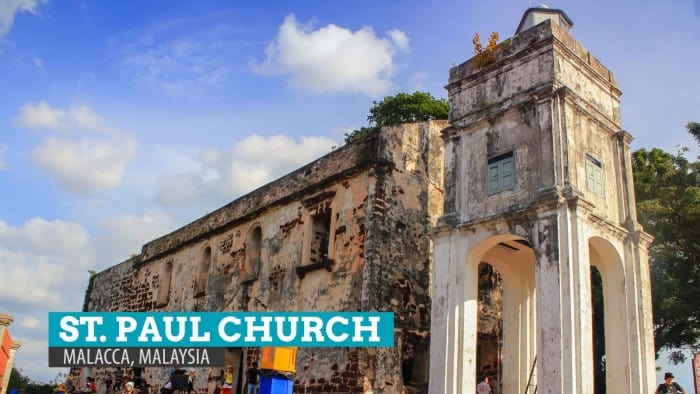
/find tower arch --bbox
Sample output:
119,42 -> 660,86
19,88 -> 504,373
588,236 -> 630,392
469,234 -> 536,394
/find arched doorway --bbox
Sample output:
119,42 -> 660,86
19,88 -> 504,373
588,236 -> 629,392
468,234 -> 536,394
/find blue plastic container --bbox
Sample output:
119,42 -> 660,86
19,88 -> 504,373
259,375 -> 293,394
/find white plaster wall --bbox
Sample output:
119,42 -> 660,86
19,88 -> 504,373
455,105 -> 557,224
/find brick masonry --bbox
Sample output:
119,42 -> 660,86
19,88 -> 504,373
85,121 -> 448,394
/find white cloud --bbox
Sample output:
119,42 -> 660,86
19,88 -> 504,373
32,134 -> 138,193
69,104 -> 104,129
0,218 -> 94,310
155,172 -> 206,207
0,211 -> 178,383
0,0 -> 48,39
254,14 -> 409,97
15,101 -> 115,133
0,213 -> 166,382
387,29 -> 410,53
11,335 -> 59,383
15,100 -> 64,129
155,133 -> 336,208
15,101 -> 140,193
93,211 -> 177,265
20,315 -> 39,328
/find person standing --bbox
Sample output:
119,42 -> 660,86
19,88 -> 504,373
206,368 -> 221,394
476,375 -> 491,394
245,362 -> 259,394
654,372 -> 686,394
104,373 -> 113,393
187,370 -> 195,394
221,365 -> 234,394
113,368 -> 124,393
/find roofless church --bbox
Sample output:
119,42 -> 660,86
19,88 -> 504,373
85,7 -> 656,393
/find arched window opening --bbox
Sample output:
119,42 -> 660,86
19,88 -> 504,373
297,193 -> 336,280
243,226 -> 262,282
401,338 -> 429,388
310,210 -> 331,263
477,262 -> 503,394
195,246 -> 212,297
155,261 -> 173,307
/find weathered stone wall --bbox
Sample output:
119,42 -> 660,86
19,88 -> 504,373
86,121 -> 447,394
444,20 -> 625,228
547,19 -> 629,227
445,22 -> 558,224
361,121 -> 446,392
85,257 -> 140,312
563,101 -> 623,222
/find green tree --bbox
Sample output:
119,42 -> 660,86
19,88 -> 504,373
688,121 -> 700,146
344,91 -> 448,143
8,367 -> 30,392
632,122 -> 700,363
7,367 -> 56,394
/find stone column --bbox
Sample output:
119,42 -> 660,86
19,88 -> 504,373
533,212 -> 567,394
458,236 -> 479,394
533,204 -> 595,394
429,227 -> 480,394
625,230 -> 656,392
569,203 -> 595,394
428,227 -> 460,393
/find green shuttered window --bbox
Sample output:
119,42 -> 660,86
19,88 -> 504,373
586,154 -> 604,196
487,151 -> 515,195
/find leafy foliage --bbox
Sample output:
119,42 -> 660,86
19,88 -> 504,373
344,91 -> 448,143
9,367 -> 30,391
688,121 -> 700,146
632,123 -> 700,362
8,367 -> 55,394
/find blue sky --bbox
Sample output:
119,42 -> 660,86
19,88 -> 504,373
0,0 -> 698,386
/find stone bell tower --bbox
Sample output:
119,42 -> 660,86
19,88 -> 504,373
429,7 -> 656,394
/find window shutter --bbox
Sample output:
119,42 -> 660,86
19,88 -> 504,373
592,165 -> 603,195
586,160 -> 596,191
501,158 -> 514,190
488,163 -> 501,194
487,151 -> 515,195
586,156 -> 604,196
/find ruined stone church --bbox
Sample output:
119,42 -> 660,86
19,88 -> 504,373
85,7 -> 656,394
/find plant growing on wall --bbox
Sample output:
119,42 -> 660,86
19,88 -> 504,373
472,32 -> 500,69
